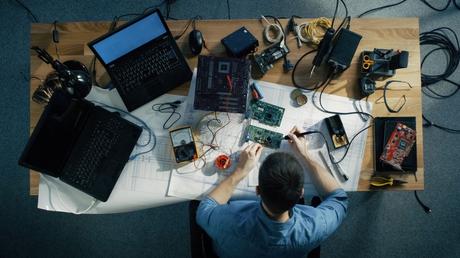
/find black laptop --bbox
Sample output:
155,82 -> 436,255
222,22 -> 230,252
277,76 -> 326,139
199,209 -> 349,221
19,91 -> 142,202
88,9 -> 192,111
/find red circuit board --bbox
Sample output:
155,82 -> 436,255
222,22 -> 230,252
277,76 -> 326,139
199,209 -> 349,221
379,122 -> 416,170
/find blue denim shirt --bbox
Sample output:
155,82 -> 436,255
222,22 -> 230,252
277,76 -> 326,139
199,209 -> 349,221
196,189 -> 348,258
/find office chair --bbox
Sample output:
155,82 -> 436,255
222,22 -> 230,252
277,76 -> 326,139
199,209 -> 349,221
189,197 -> 321,258
189,200 -> 218,258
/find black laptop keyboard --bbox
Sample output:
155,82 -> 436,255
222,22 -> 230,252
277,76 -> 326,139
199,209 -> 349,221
112,42 -> 181,95
62,117 -> 122,190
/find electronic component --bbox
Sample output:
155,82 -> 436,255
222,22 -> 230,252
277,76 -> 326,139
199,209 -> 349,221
379,122 -> 416,171
327,28 -> 362,73
358,49 -> 409,97
360,49 -> 409,78
250,41 -> 289,78
221,27 -> 259,58
169,126 -> 198,163
249,100 -> 285,127
290,89 -> 308,106
215,154 -> 232,170
359,77 -> 376,96
325,115 -> 349,149
250,83 -> 264,100
194,56 -> 250,113
245,125 -> 283,149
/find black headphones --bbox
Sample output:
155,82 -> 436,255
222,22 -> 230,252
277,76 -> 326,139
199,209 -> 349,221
31,46 -> 92,100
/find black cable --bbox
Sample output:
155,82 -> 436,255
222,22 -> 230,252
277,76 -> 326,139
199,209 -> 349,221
358,0 -> 460,17
226,0 -> 231,19
422,114 -> 460,133
357,0 -> 408,18
173,16 -> 202,40
331,0 -> 340,28
414,191 -> 432,213
152,101 -> 183,130
53,21 -> 60,60
420,0 -> 453,11
419,27 -> 460,133
381,80 -> 412,113
291,50 -> 323,90
315,76 -> 375,164
420,27 -> 460,94
13,0 -> 39,22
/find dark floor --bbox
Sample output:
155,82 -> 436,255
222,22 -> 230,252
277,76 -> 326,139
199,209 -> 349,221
1,0 -> 459,257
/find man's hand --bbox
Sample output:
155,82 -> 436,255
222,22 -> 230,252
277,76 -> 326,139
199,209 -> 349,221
287,126 -> 309,159
208,143 -> 263,204
235,143 -> 263,178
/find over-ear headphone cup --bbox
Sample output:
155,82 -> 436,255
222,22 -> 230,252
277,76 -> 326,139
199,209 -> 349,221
32,72 -> 63,104
63,60 -> 89,73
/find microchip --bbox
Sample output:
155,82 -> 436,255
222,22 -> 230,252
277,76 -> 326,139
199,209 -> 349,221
379,123 -> 416,171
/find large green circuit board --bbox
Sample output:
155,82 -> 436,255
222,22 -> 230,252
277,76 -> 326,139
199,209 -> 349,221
249,100 -> 284,127
246,125 -> 283,149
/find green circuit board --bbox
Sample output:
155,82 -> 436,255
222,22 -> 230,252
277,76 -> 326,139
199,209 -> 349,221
249,100 -> 285,127
246,125 -> 283,149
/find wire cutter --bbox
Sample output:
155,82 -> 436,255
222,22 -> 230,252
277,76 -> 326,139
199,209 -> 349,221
370,176 -> 407,187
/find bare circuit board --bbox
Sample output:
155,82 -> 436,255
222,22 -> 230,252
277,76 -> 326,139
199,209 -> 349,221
249,100 -> 285,127
245,125 -> 283,149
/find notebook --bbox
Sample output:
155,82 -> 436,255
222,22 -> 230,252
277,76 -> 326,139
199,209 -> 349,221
19,90 -> 142,201
88,9 -> 192,111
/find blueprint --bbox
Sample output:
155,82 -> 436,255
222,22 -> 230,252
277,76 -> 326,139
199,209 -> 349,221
167,74 -> 373,201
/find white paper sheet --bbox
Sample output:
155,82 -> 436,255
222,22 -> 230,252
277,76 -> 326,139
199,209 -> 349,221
247,80 -> 372,191
167,75 -> 372,201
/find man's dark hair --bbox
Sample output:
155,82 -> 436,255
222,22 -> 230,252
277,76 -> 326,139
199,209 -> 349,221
258,152 -> 304,214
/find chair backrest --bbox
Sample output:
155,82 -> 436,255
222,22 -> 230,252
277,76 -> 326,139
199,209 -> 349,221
189,200 -> 218,258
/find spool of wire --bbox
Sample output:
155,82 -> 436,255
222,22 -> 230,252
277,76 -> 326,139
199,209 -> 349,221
303,17 -> 332,46
260,15 -> 284,43
215,154 -> 231,170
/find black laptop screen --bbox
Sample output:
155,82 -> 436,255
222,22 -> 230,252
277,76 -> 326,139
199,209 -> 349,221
92,12 -> 166,64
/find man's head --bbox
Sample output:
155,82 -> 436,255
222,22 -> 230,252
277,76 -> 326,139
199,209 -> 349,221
257,152 -> 304,215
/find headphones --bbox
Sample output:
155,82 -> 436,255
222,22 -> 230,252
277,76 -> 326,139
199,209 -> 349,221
31,46 -> 92,102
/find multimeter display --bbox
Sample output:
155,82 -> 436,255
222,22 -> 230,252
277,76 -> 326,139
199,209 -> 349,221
169,127 -> 198,163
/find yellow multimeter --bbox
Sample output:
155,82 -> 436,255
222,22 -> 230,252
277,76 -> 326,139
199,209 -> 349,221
169,126 -> 199,163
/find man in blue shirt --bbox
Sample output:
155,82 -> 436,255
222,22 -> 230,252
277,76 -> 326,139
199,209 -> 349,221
196,126 -> 348,258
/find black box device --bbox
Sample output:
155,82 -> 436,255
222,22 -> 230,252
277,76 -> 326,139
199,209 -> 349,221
221,27 -> 259,57
328,28 -> 362,73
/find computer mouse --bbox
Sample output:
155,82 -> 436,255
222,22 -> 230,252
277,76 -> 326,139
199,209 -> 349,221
188,29 -> 203,56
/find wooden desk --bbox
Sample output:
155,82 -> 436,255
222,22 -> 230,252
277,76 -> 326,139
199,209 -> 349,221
29,18 -> 423,195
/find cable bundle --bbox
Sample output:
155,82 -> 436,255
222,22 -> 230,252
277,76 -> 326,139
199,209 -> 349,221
420,27 -> 460,134
420,27 -> 460,98
301,17 -> 332,46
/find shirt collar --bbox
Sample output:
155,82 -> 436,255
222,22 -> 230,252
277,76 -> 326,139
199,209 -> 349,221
257,202 -> 295,230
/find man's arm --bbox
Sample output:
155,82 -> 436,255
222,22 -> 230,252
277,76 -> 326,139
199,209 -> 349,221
196,143 -> 263,233
208,143 -> 263,204
287,126 -> 341,197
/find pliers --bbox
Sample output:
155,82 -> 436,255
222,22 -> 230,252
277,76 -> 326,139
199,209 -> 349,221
370,176 -> 407,187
